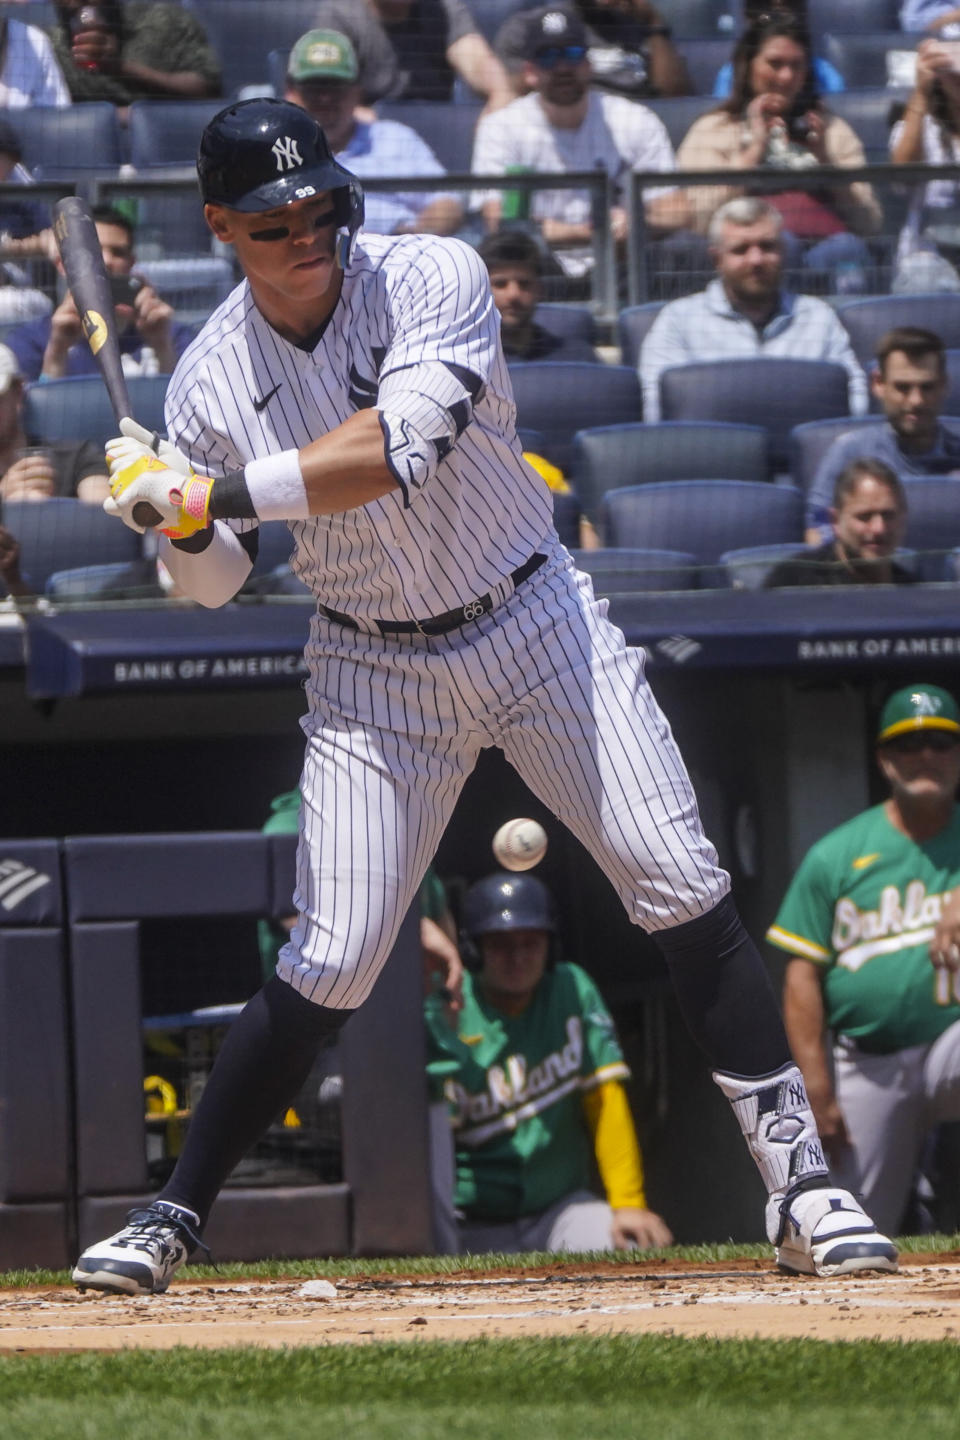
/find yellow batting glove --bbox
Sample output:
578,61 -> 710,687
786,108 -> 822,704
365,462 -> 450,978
106,454 -> 213,539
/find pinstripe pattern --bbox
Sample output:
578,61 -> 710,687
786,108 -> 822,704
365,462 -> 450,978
166,231 -> 728,1010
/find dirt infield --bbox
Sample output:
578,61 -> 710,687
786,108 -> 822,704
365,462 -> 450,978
3,1254 -> 960,1350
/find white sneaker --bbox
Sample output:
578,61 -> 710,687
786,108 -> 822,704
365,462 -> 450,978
72,1201 -> 204,1295
769,1187 -> 899,1277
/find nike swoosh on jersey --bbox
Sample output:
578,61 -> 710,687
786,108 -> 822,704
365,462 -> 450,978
851,853 -> 882,871
253,382 -> 282,412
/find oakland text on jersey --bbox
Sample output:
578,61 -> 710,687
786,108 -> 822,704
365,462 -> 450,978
832,880 -> 953,970
448,1016 -> 586,1146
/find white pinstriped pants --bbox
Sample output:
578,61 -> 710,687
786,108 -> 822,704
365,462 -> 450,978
277,541 -> 730,1009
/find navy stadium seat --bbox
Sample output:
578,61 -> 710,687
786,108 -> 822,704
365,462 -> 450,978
23,376 -> 170,449
719,542 -> 814,589
676,37 -> 734,96
602,480 -> 804,572
509,362 -> 642,473
571,421 -> 769,524
188,0 -> 322,97
7,104 -> 121,177
249,521 -> 296,578
827,89 -> 908,163
128,100 -> 230,169
658,358 -> 852,470
534,304 -> 596,344
570,545 -> 699,592
552,489 -> 581,548
901,477 -> 960,561
3,498 -> 142,593
822,33 -> 913,89
617,303 -> 665,370
376,101 -> 483,174
807,0 -> 899,40
135,257 -> 234,330
644,95 -> 716,150
788,415 -> 889,494
944,352 -> 960,415
837,294 -> 960,371
45,562 -> 149,600
663,0 -> 737,38
468,0 -> 533,43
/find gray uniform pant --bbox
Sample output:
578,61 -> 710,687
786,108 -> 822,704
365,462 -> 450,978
831,1019 -> 960,1237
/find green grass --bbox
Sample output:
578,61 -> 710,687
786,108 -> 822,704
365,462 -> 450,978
3,1337 -> 960,1440
3,1231 -> 958,1291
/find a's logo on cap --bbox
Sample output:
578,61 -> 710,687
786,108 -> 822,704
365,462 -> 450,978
271,135 -> 303,173
911,691 -> 942,716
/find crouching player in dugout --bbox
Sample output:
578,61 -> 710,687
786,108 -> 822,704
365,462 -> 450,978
426,871 -> 674,1254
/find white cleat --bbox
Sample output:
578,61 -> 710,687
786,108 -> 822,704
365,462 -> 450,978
72,1201 -> 204,1295
769,1187 -> 899,1277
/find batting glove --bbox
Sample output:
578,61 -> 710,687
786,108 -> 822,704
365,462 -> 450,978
105,453 -> 213,538
105,416 -> 192,481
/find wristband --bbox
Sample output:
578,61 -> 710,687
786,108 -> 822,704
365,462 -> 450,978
208,449 -> 309,523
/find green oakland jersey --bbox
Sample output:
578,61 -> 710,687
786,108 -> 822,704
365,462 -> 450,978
768,804 -> 960,1052
424,962 -> 629,1220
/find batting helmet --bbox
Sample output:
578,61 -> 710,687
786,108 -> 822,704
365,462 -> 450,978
197,98 -> 364,265
460,871 -> 558,971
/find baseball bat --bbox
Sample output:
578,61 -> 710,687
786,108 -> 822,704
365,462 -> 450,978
52,196 -> 163,529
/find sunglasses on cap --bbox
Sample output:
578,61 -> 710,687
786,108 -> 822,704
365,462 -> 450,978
533,44 -> 588,67
882,731 -> 960,755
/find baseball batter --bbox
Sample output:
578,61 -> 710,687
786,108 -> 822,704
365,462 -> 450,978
72,98 -> 895,1295
770,684 -> 960,1236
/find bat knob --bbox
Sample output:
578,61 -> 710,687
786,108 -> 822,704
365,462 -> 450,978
132,500 -> 164,528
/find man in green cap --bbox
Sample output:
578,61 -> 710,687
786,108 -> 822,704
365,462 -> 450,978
768,683 -> 960,1235
284,29 -> 462,236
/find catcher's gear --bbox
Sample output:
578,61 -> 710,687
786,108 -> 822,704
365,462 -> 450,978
197,97 -> 364,267
106,453 -> 213,539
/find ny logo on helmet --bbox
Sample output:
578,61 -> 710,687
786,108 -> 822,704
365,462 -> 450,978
271,136 -> 303,173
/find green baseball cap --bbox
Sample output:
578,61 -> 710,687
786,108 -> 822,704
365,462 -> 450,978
287,30 -> 358,84
877,684 -> 960,744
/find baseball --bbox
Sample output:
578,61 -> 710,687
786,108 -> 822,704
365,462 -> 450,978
492,818 -> 548,871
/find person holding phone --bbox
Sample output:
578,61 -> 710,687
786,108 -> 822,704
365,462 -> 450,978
5,204 -> 193,382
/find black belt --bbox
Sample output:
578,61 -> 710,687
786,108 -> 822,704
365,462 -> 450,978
319,553 -> 546,637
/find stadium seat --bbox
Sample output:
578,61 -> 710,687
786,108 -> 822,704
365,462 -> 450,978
10,2 -> 57,26
45,562 -> 150,600
719,542 -> 811,589
617,303 -> 665,370
827,89 -> 908,163
535,304 -> 596,344
189,0 -> 323,97
23,376 -> 170,449
807,0 -> 900,40
571,421 -> 769,524
249,521 -> 296,578
508,362 -> 642,472
644,95 -> 716,150
940,351 -> 960,417
570,546 -> 700,592
901,477 -> 960,563
822,33 -> 913,89
602,480 -> 805,575
135,257 -> 234,330
466,0 -> 534,43
787,415 -> 888,494
128,100 -> 231,169
658,358 -> 852,470
553,489 -> 581,548
9,104 -> 121,177
837,294 -> 960,371
376,101 -> 483,174
3,498 -> 142,593
665,0 -> 738,38
676,37 -> 735,95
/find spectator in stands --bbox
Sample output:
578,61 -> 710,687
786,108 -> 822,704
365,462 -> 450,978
472,7 -> 687,284
0,344 -> 108,503
0,12 -> 70,107
48,1 -> 220,107
284,30 -> 462,237
677,14 -> 881,292
766,459 -> 914,587
0,118 -> 55,268
0,524 -> 33,601
806,327 -> 960,541
6,205 -> 193,382
495,0 -> 690,100
639,197 -> 867,421
713,0 -> 845,98
313,0 -> 514,107
478,230 -> 598,361
902,0 -> 960,37
890,38 -> 960,291
426,870 -> 673,1255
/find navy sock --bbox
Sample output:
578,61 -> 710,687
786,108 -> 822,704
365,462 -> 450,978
654,892 -> 791,1077
158,975 -> 352,1228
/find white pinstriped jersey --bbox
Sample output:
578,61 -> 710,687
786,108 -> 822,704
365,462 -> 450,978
164,232 -> 554,622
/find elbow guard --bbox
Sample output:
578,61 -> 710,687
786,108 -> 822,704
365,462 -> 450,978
378,361 -> 481,503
